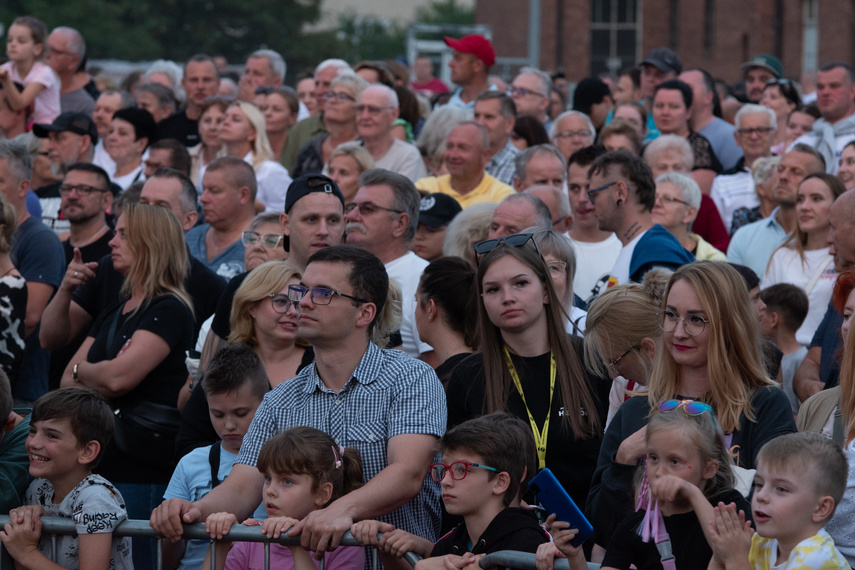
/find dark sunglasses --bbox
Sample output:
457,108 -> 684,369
472,233 -> 542,264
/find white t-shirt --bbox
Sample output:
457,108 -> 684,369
609,231 -> 646,287
385,251 -> 431,357
1,60 -> 60,124
570,233 -> 622,303
243,152 -> 293,212
374,138 -> 427,182
93,139 -> 117,176
763,247 -> 836,345
710,169 -> 757,234
111,164 -> 144,190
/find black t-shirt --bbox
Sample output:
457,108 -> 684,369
90,295 -> 194,483
434,352 -> 471,387
602,489 -> 751,570
155,110 -> 200,147
62,231 -> 114,265
445,336 -> 611,510
211,271 -> 249,339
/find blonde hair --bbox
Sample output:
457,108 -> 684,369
122,203 -> 192,312
584,268 -> 671,379
228,101 -> 274,168
0,193 -> 17,254
647,262 -> 774,434
329,142 -> 375,173
442,201 -> 497,267
229,261 -> 302,346
372,278 -> 402,347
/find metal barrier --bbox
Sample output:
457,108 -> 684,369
0,516 -> 422,570
480,551 -> 601,570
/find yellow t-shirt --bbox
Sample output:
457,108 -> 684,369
749,530 -> 850,569
415,172 -> 515,209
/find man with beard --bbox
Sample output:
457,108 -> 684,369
58,163 -> 114,264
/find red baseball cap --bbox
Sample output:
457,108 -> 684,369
444,35 -> 495,67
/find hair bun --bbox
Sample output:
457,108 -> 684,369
641,268 -> 673,305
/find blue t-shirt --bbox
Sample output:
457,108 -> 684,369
10,216 -> 64,401
184,224 -> 245,281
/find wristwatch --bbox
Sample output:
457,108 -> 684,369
72,362 -> 80,383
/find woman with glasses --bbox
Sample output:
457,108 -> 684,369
760,78 -> 802,154
445,234 -> 610,510
586,261 -> 795,551
651,172 -> 727,261
764,173 -> 843,345
219,100 -> 292,212
59,203 -> 195,567
253,87 -> 299,163
293,73 -> 368,178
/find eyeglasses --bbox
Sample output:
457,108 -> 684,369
607,345 -> 640,368
268,294 -> 293,314
345,201 -> 404,216
59,184 -> 108,196
655,194 -> 688,206
324,91 -> 356,103
508,86 -> 546,99
547,260 -> 566,276
242,231 -> 283,248
554,129 -> 592,140
428,462 -> 499,482
288,284 -> 368,306
736,126 -> 775,137
658,309 -> 709,335
356,104 -> 393,116
765,78 -> 793,88
587,181 -> 618,203
254,86 -> 275,95
472,232 -> 542,259
657,399 -> 713,417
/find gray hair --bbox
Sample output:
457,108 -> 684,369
735,104 -> 777,130
416,105 -> 472,159
250,49 -> 286,81
518,67 -> 553,98
357,168 -> 420,242
249,212 -> 282,232
331,71 -> 370,102
550,110 -> 596,141
50,27 -> 85,60
455,120 -> 490,149
137,82 -> 176,112
643,134 -> 694,170
530,228 -> 576,310
144,60 -> 184,102
515,144 -> 566,184
752,156 -> 781,186
656,172 -> 701,210
0,140 -> 32,184
101,89 -> 138,110
499,193 -> 552,228
443,201 -> 497,267
316,59 -> 352,77
525,185 -> 571,217
362,84 -> 399,109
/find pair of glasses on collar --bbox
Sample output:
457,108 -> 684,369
657,399 -> 713,417
472,233 -> 542,263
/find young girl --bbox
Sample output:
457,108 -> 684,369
540,400 -> 751,570
203,427 -> 367,570
0,16 -> 60,124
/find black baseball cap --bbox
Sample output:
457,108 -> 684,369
418,193 -> 462,227
33,111 -> 99,145
284,174 -> 345,214
639,47 -> 683,75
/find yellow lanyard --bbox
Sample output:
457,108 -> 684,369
504,347 -> 556,470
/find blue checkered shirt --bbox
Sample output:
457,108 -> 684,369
486,139 -> 521,186
236,342 -> 446,541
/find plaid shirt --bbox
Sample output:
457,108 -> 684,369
486,139 -> 521,186
237,342 -> 446,540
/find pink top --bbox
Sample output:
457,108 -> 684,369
1,60 -> 60,124
225,542 -> 365,570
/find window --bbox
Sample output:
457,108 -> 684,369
590,0 -> 641,76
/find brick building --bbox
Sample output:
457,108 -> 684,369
476,0 -> 850,85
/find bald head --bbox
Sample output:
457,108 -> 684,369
488,193 -> 552,238
829,189 -> 855,272
525,185 -> 572,232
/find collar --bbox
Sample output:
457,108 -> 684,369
302,342 -> 383,394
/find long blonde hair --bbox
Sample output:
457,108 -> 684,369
646,262 -> 774,434
229,101 -> 274,169
122,203 -> 192,312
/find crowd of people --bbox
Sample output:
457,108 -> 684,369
1,13 -> 855,570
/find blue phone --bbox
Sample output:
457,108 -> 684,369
528,468 -> 593,547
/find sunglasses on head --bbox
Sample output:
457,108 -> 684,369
472,233 -> 541,263
657,399 -> 713,417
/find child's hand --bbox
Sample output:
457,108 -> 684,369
706,502 -> 753,567
261,516 -> 299,539
551,520 -> 584,559
8,505 -> 45,525
350,519 -> 394,547
0,507 -> 42,562
242,518 -> 262,526
205,512 -> 238,540
380,528 -> 427,558
650,473 -> 694,504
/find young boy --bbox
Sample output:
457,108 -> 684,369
759,284 -> 808,414
0,387 -> 133,569
708,432 -> 849,569
162,344 -> 269,569
352,412 -> 549,570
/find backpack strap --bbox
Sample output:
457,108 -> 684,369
209,441 -> 223,488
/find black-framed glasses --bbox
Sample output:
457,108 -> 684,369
658,309 -> 709,335
507,86 -> 547,99
242,231 -> 283,248
59,184 -> 108,196
254,86 -> 275,95
554,129 -> 592,140
765,78 -> 793,88
587,181 -> 618,203
428,461 -> 499,482
288,284 -> 369,306
324,91 -> 356,103
356,104 -> 394,116
472,232 -> 542,260
345,201 -> 404,216
607,345 -> 640,368
655,194 -> 688,206
736,126 -> 775,137
268,294 -> 293,314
